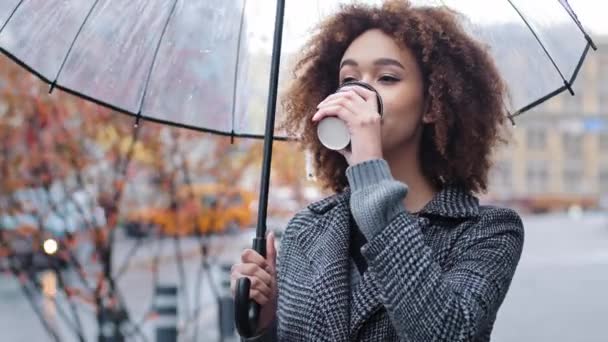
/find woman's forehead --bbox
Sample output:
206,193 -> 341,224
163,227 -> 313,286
340,30 -> 415,68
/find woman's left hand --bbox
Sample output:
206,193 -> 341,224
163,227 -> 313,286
312,85 -> 383,165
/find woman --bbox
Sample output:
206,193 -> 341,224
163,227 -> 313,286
231,1 -> 524,341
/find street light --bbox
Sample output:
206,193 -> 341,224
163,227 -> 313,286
42,238 -> 58,255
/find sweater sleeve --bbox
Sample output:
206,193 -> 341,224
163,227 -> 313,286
361,207 -> 524,341
345,159 -> 408,241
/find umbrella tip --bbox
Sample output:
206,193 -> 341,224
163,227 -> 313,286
134,113 -> 142,128
507,114 -> 516,127
48,81 -> 57,94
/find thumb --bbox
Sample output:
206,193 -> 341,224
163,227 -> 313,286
338,148 -> 353,166
266,231 -> 277,269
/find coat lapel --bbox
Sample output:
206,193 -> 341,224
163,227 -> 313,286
295,192 -> 352,341
350,270 -> 383,339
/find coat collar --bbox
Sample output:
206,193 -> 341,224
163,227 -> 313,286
417,185 -> 480,219
307,185 -> 480,219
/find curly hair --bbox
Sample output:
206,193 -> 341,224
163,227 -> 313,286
279,0 -> 509,194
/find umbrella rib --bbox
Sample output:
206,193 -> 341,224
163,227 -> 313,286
506,0 -> 574,95
50,0 -> 101,93
558,0 -> 597,51
230,0 -> 248,143
0,0 -> 25,34
568,41 -> 592,86
135,0 -> 179,124
509,85 -> 565,119
510,42 -> 593,119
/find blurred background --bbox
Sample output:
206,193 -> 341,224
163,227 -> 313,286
0,1 -> 607,342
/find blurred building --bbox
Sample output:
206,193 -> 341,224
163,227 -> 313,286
488,36 -> 608,210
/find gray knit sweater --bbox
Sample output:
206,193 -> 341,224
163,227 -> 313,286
243,159 -> 524,341
346,159 -> 408,287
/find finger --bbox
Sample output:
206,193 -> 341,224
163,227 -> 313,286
340,85 -> 375,102
230,274 -> 238,296
249,288 -> 270,305
266,231 -> 277,270
318,90 -> 364,108
337,148 -> 353,164
340,86 -> 379,113
230,275 -> 272,305
241,248 -> 268,270
312,105 -> 355,123
317,93 -> 364,111
232,273 -> 272,297
235,263 -> 272,287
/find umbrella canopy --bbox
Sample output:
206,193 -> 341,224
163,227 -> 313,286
0,0 -> 597,137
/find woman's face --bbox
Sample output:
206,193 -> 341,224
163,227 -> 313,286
339,29 -> 427,155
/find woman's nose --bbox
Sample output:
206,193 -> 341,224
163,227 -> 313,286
360,76 -> 373,85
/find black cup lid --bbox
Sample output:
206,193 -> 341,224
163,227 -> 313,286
336,81 -> 384,117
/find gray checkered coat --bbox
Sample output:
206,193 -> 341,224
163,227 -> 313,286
251,186 -> 524,341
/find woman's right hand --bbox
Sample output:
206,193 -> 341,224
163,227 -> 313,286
231,231 -> 278,333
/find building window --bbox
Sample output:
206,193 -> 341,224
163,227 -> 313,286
527,127 -> 546,150
600,169 -> 608,194
563,132 -> 583,160
563,163 -> 584,194
599,56 -> 608,115
600,131 -> 608,151
526,160 -> 548,194
600,90 -> 608,115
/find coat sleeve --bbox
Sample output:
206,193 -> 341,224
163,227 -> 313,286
361,207 -> 524,341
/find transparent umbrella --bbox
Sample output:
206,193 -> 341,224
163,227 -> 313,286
0,0 -> 597,337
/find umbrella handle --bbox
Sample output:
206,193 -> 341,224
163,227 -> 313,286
235,236 -> 266,337
235,277 -> 261,337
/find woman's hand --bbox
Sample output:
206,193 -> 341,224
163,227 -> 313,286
312,85 -> 383,165
231,231 -> 278,333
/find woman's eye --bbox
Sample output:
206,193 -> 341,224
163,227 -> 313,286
341,77 -> 357,84
379,75 -> 399,83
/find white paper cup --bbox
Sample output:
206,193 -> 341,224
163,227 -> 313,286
317,117 -> 350,150
316,81 -> 383,151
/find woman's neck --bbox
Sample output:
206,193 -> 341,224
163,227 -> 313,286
384,146 -> 437,213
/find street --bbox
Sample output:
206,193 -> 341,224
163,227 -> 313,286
0,212 -> 607,341
492,212 -> 608,342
